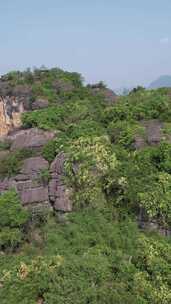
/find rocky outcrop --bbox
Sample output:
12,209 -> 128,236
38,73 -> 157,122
88,84 -> 117,104
49,153 -> 72,212
21,156 -> 49,177
0,96 -> 24,137
134,120 -> 164,149
137,207 -> 171,237
0,156 -> 51,209
144,120 -> 163,145
8,128 -> 55,151
139,220 -> 171,237
0,81 -> 34,137
0,154 -> 72,213
52,79 -> 74,93
32,98 -> 49,110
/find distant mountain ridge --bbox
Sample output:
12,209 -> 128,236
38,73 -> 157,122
149,75 -> 171,89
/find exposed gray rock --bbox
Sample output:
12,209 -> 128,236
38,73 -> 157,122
134,135 -> 146,150
49,153 -> 72,212
21,156 -> 49,177
138,207 -> 171,237
90,86 -> 117,104
134,120 -> 164,149
0,179 -> 9,192
0,153 -> 73,213
0,81 -> 12,96
9,128 -> 55,151
16,179 -> 42,192
143,120 -> 163,145
52,79 -> 74,93
53,185 -> 72,212
139,220 -> 171,237
12,85 -> 32,98
16,180 -> 35,192
32,98 -> 49,110
21,187 -> 49,205
50,152 -> 66,175
14,174 -> 30,181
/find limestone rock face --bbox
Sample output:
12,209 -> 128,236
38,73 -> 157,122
0,96 -> 24,137
0,81 -> 33,137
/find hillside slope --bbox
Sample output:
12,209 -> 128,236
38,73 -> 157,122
149,75 -> 171,89
0,69 -> 171,303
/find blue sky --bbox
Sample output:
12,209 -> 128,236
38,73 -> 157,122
0,0 -> 171,88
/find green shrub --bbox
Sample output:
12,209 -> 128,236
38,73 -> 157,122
0,211 -> 171,303
138,172 -> 171,224
39,169 -> 51,185
0,149 -> 33,178
103,89 -> 171,123
65,135 -> 119,209
42,139 -> 57,162
0,190 -> 29,251
0,140 -> 11,151
108,120 -> 145,148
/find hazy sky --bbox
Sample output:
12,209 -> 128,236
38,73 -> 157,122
0,0 -> 171,89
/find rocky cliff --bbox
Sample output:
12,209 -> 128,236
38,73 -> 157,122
0,96 -> 24,137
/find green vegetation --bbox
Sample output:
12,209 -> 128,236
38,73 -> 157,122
0,140 -> 11,151
0,68 -> 171,303
0,148 -> 33,178
0,210 -> 171,303
0,190 -> 29,251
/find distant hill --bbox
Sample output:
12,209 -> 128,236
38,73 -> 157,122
149,75 -> 171,89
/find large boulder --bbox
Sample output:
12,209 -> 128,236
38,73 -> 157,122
9,128 -> 55,151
